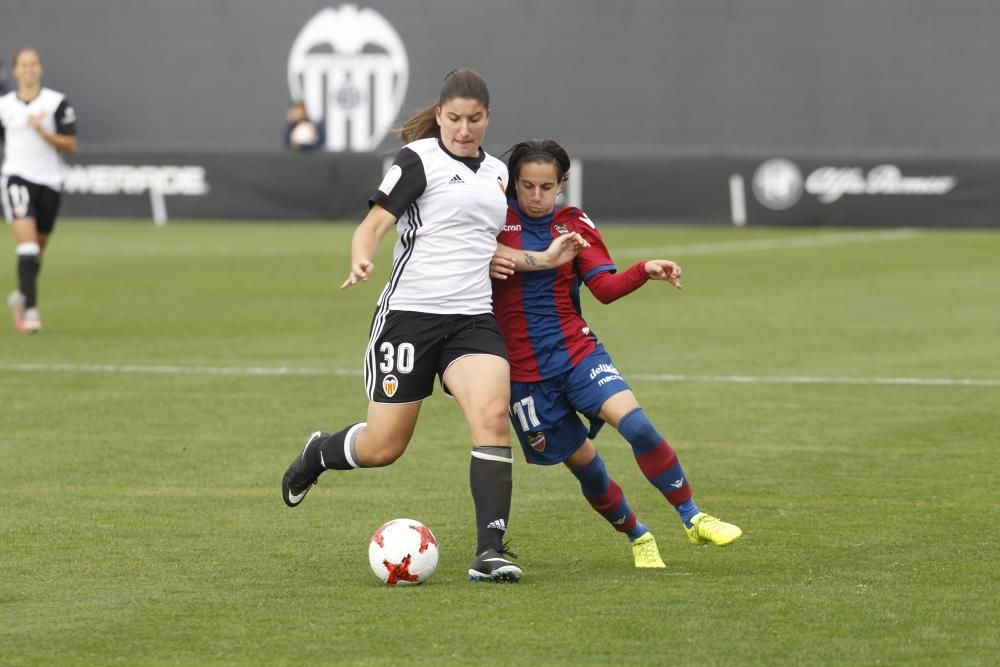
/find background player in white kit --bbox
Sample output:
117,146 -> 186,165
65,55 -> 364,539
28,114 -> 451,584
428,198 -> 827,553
0,48 -> 77,333
280,69 -> 587,582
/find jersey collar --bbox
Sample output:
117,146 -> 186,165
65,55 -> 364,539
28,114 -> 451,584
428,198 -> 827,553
511,199 -> 555,226
17,87 -> 44,105
437,139 -> 485,173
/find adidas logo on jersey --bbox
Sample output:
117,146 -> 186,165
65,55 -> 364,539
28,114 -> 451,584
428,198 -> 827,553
448,174 -> 465,184
485,518 -> 507,531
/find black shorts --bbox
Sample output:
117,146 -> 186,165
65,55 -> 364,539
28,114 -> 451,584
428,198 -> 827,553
1,175 -> 62,234
364,310 -> 508,403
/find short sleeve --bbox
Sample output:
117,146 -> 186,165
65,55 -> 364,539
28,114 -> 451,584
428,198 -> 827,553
564,208 -> 616,283
369,147 -> 426,218
54,98 -> 77,135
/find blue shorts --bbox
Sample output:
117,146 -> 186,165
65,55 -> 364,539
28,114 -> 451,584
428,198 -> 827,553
509,345 -> 631,465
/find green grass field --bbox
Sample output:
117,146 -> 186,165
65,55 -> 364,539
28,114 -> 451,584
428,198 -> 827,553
1,220 -> 998,666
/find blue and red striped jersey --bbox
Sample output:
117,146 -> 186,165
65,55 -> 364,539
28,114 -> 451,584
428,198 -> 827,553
493,202 -> 616,382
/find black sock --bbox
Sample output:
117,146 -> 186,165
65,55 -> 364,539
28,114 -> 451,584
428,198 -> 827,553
315,423 -> 364,470
17,254 -> 40,309
470,446 -> 513,554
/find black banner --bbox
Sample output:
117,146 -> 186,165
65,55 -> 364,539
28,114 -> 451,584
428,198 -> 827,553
579,154 -> 998,228
61,151 -> 382,221
61,151 -> 1000,228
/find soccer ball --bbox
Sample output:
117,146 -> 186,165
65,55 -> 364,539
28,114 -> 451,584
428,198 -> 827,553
368,518 -> 439,586
290,120 -> 319,146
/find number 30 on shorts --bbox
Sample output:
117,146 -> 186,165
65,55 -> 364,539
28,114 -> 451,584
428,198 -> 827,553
379,342 -> 415,374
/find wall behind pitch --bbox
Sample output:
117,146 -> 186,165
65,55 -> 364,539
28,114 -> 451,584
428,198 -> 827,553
2,1 -> 1000,156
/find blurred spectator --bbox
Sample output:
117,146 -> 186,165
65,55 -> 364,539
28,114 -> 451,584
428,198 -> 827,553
284,100 -> 325,151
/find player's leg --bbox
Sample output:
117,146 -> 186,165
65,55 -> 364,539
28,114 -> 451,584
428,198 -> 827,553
20,185 -> 59,332
281,310 -> 439,507
441,314 -> 521,582
281,402 -> 421,507
444,353 -> 522,582
3,177 -> 41,332
564,440 -> 665,568
33,181 -> 60,271
11,220 -> 40,332
598,390 -> 742,547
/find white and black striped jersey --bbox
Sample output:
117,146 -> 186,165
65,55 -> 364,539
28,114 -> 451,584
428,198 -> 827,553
370,137 -> 508,315
0,88 -> 77,191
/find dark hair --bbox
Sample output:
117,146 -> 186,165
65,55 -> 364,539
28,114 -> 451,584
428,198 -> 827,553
394,69 -> 490,143
12,48 -> 41,68
503,139 -> 571,198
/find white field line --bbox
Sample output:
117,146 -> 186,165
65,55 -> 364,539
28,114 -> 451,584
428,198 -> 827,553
0,362 -> 351,377
630,373 -> 1000,388
2,362 -> 998,387
613,228 -> 925,259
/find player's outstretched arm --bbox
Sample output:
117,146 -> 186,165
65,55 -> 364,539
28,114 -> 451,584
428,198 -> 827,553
341,205 -> 397,289
491,233 -> 590,279
586,258 -> 683,304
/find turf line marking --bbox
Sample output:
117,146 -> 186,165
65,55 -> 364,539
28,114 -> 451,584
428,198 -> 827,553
631,373 -> 1000,387
614,228 -> 925,259
0,362 -> 351,377
2,363 -> 998,387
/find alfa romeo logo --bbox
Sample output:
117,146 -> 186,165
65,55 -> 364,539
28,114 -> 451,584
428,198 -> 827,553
752,158 -> 804,210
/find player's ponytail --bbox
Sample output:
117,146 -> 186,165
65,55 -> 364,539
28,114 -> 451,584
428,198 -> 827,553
503,139 -> 571,198
394,69 -> 491,143
394,106 -> 438,143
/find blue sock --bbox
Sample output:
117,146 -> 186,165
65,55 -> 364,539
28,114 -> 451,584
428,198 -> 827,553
677,499 -> 700,527
627,521 -> 649,541
573,454 -> 646,540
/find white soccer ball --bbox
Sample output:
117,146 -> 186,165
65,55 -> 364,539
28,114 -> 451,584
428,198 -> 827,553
290,120 -> 319,146
368,518 -> 439,586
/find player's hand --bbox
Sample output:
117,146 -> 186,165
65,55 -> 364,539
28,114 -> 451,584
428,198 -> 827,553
27,112 -> 46,131
490,253 -> 516,280
544,232 -> 590,268
645,259 -> 682,289
341,260 -> 374,289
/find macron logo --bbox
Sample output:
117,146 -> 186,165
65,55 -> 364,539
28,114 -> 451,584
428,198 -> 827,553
448,174 -> 465,184
486,519 -> 506,531
670,477 -> 685,489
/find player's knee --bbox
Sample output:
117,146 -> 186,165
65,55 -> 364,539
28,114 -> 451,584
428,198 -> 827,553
16,242 -> 40,257
481,401 -> 511,439
363,448 -> 405,467
356,429 -> 409,467
360,440 -> 407,467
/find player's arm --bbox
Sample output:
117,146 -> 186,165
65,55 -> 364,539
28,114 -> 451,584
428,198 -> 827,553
343,147 -> 426,288
491,233 -> 590,279
28,115 -> 76,153
341,204 -> 397,289
29,99 -> 77,154
340,146 -> 427,289
566,208 -> 681,303
585,259 -> 683,304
